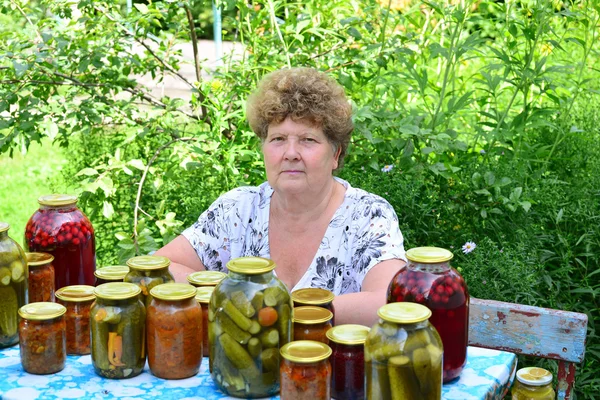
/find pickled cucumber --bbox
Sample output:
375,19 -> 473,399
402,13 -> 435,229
388,355 -> 423,400
366,361 -> 391,400
259,348 -> 279,372
216,311 -> 251,344
222,299 -> 253,331
251,291 -> 264,311
0,285 -> 18,337
264,287 -> 287,307
219,332 -> 260,379
9,261 -> 24,283
0,267 -> 10,286
231,291 -> 255,318
247,337 -> 262,358
277,304 -> 291,342
260,328 -> 279,348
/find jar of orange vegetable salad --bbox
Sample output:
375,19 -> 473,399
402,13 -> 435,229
55,285 -> 95,355
280,340 -> 332,400
293,306 -> 333,344
125,255 -> 175,307
195,286 -> 215,357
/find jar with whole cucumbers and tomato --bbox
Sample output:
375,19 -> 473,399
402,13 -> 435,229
187,270 -> 227,287
55,285 -> 95,355
125,255 -> 174,307
292,306 -> 333,344
511,367 -> 555,400
195,286 -> 215,357
291,288 -> 335,326
209,257 -> 292,398
94,265 -> 129,286
280,340 -> 332,400
387,246 -> 468,382
26,252 -> 55,303
24,195 -> 96,289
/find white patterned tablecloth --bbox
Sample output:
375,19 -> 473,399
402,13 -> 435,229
0,345 -> 516,399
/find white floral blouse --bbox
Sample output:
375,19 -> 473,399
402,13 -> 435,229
182,177 -> 406,295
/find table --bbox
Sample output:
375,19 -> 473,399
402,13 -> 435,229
0,346 -> 516,399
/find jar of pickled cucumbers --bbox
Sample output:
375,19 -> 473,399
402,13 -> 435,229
280,340 -> 332,400
125,255 -> 174,307
512,367 -> 555,400
187,270 -> 227,287
26,252 -> 55,303
0,222 -> 28,348
387,246 -> 468,382
195,286 -> 215,357
365,302 -> 443,399
147,283 -> 202,379
55,285 -> 95,355
94,265 -> 129,286
292,288 -> 335,326
91,282 -> 146,379
209,256 -> 292,398
326,324 -> 370,400
293,306 -> 333,344
24,195 -> 96,289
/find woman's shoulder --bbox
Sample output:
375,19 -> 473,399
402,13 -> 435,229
211,182 -> 272,212
337,177 -> 396,211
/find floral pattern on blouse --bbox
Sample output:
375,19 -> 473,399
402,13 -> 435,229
182,177 -> 406,295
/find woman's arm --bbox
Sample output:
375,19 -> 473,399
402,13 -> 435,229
332,259 -> 406,326
154,235 -> 206,283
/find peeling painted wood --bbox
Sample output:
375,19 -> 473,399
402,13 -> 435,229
557,361 -> 576,400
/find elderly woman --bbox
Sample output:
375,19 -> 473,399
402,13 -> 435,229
155,67 -> 406,325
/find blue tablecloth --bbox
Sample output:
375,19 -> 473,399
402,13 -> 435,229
0,346 -> 516,399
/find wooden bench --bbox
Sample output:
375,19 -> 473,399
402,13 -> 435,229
469,298 -> 588,400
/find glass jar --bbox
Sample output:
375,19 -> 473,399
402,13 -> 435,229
512,367 -> 555,400
195,286 -> 215,357
91,282 -> 146,379
0,222 -> 28,348
147,283 -> 202,379
125,255 -> 175,307
365,302 -> 443,399
209,256 -> 292,398
26,252 -> 55,303
293,306 -> 333,344
387,246 -> 468,382
24,195 -> 96,290
94,265 -> 129,286
292,288 -> 336,326
280,340 -> 332,400
18,302 -> 66,374
187,270 -> 227,287
326,324 -> 370,400
55,285 -> 95,355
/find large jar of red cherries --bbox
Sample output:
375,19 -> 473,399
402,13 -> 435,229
387,246 -> 469,382
24,195 -> 96,290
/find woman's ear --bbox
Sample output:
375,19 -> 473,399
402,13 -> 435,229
332,145 -> 341,170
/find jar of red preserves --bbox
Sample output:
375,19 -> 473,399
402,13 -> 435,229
147,283 -> 203,379
18,302 -> 67,374
291,288 -> 335,326
387,246 -> 468,382
195,286 -> 214,357
293,306 -> 333,344
187,270 -> 227,287
55,285 -> 95,355
94,265 -> 129,286
326,324 -> 370,400
125,255 -> 175,307
24,194 -> 96,290
26,252 -> 55,303
280,340 -> 332,400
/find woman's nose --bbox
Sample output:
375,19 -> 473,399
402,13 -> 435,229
283,141 -> 300,160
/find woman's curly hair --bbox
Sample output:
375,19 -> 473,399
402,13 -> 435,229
246,67 -> 353,170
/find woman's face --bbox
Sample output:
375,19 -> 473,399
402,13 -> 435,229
263,117 -> 340,197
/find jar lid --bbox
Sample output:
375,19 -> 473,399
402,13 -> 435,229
227,257 -> 276,275
150,283 -> 197,301
291,288 -> 335,305
195,286 -> 215,304
19,302 -> 66,320
187,270 -> 227,286
94,265 -> 130,281
26,252 -> 55,266
516,367 -> 553,386
94,282 -> 141,300
56,285 -> 96,302
126,255 -> 171,270
406,247 -> 454,263
38,194 -> 78,207
293,306 -> 333,324
377,303 -> 431,324
280,340 -> 332,363
0,222 -> 9,233
326,324 -> 370,345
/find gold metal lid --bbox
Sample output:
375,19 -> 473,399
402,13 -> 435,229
291,288 -> 335,305
94,265 -> 130,280
293,306 -> 333,324
195,286 -> 215,304
227,257 -> 276,275
280,340 -> 332,363
406,247 -> 453,263
26,252 -> 55,266
516,367 -> 553,386
326,324 -> 370,345
150,283 -> 197,301
126,255 -> 171,270
187,270 -> 227,286
19,302 -> 66,320
377,303 -> 431,324
55,285 -> 96,302
38,194 -> 78,207
94,282 -> 141,300
0,222 -> 9,233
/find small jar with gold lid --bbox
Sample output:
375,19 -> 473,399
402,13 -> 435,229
195,286 -> 215,357
293,306 -> 333,344
187,270 -> 227,287
512,367 -> 555,400
94,265 -> 129,286
26,252 -> 55,303
55,285 -> 95,355
280,340 -> 332,400
292,288 -> 335,325
125,255 -> 174,307
18,302 -> 67,374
